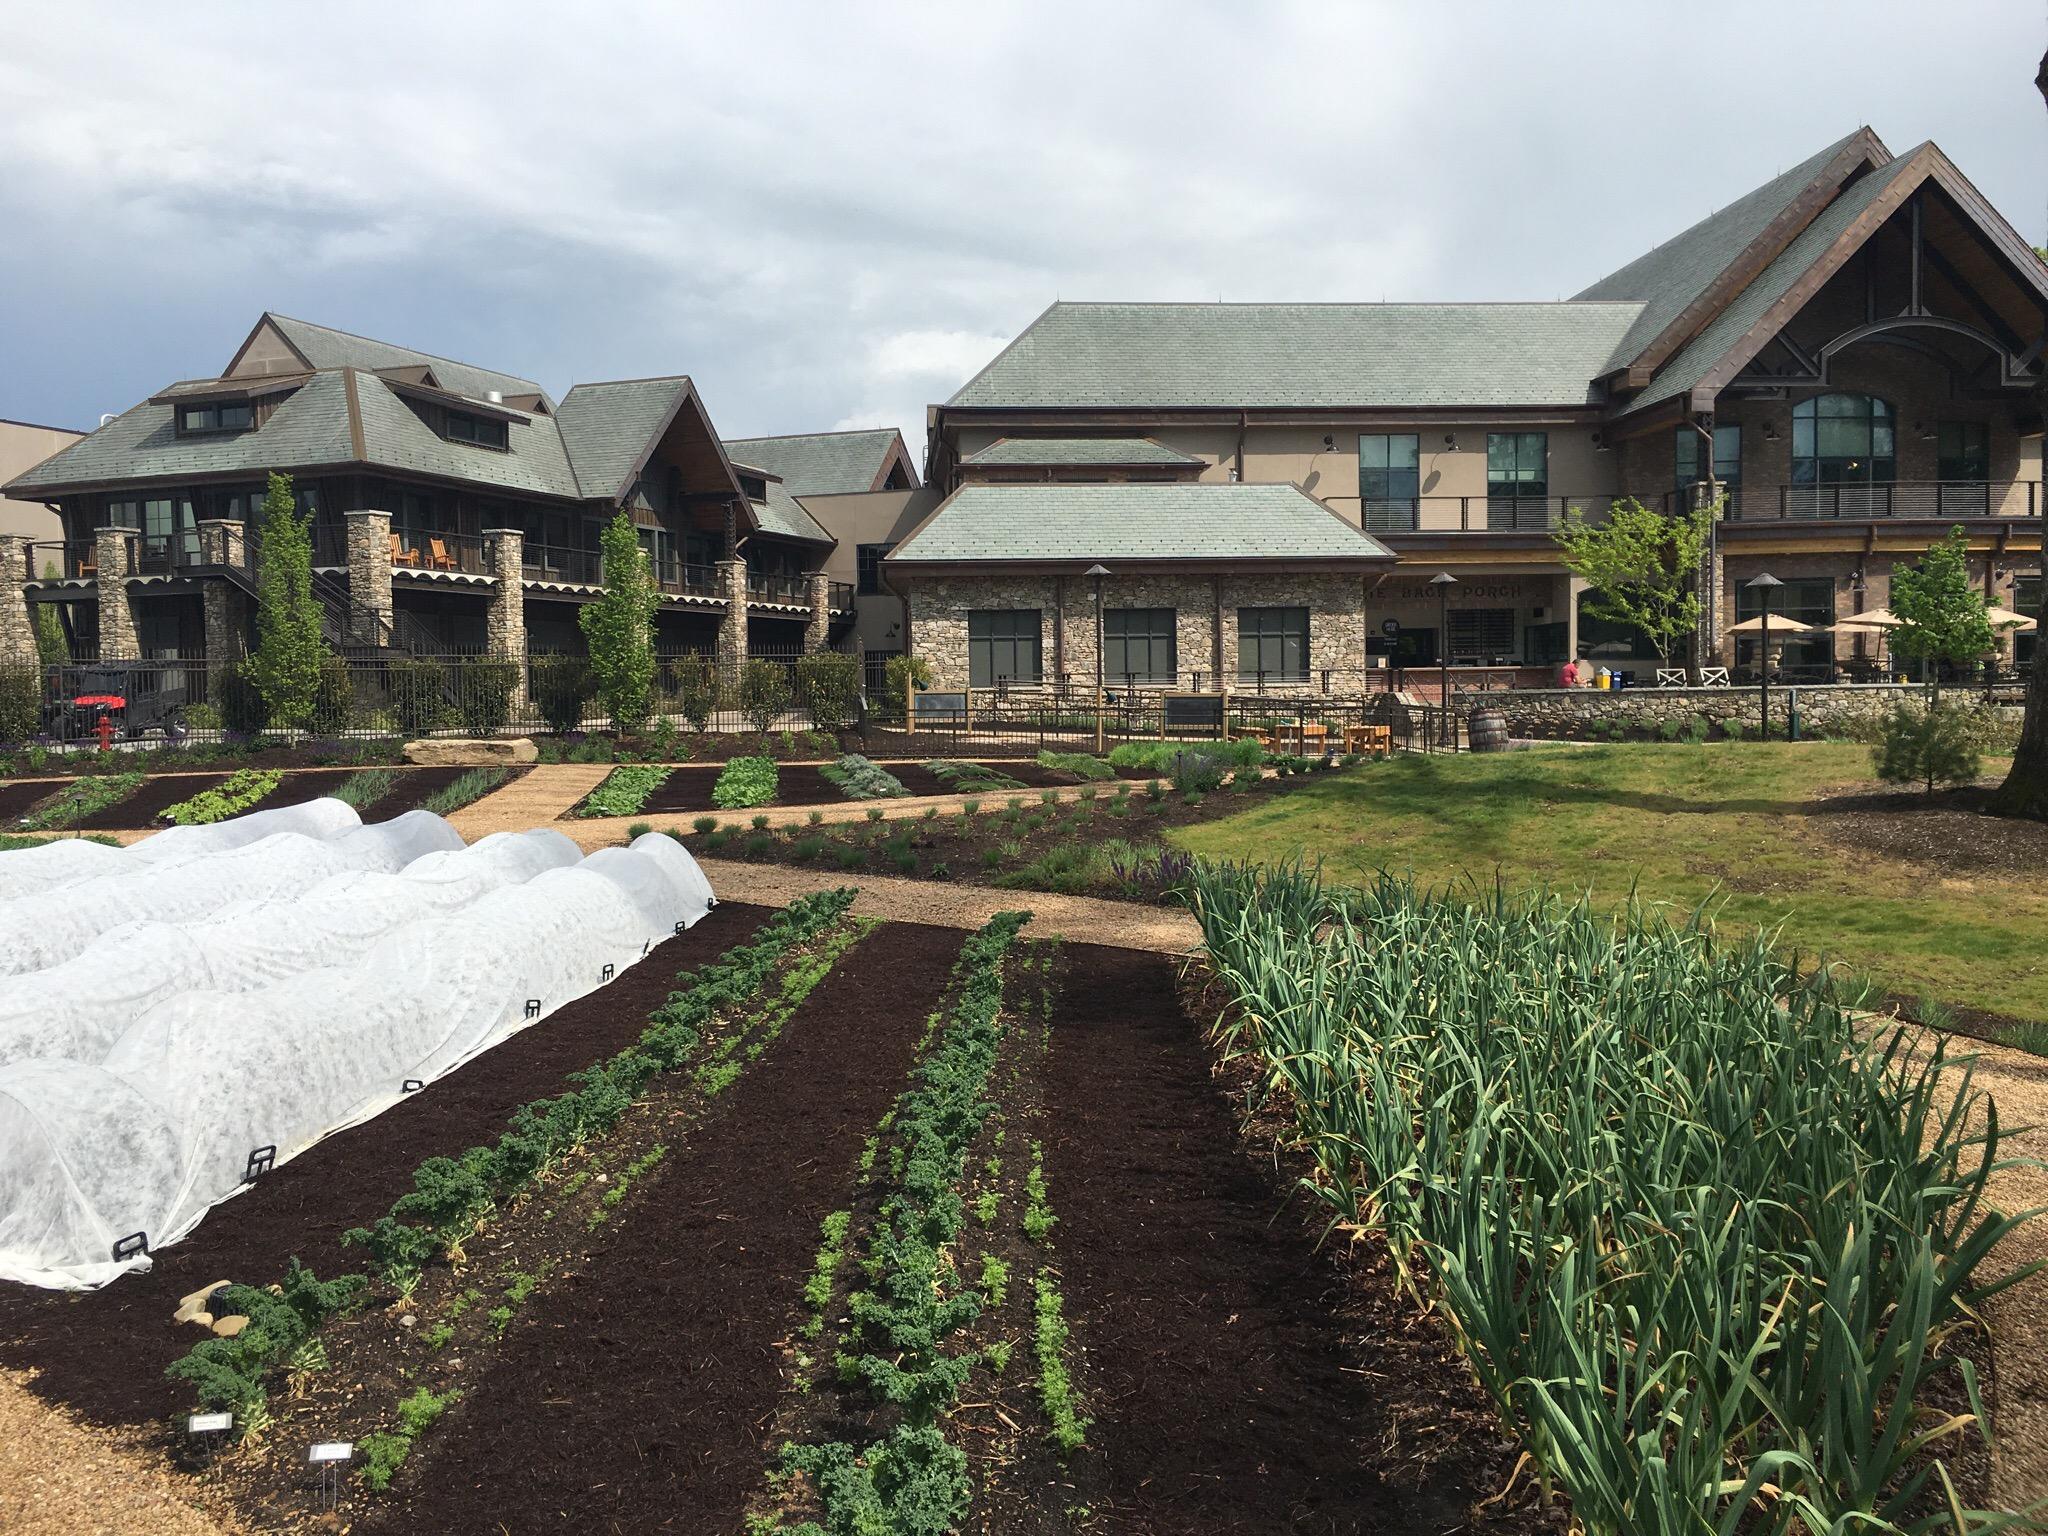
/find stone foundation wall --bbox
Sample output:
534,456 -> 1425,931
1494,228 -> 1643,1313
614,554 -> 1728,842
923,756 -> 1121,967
904,570 -> 1368,691
0,534 -> 38,667
1469,683 -> 2017,738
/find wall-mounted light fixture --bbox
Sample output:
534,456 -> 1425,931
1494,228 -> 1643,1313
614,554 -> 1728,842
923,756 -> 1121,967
1442,433 -> 1459,452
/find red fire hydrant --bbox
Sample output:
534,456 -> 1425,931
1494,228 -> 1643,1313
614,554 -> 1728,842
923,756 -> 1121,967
94,713 -> 116,753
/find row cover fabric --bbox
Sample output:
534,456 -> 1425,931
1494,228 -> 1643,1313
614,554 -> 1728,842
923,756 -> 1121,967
0,797 -> 360,904
0,803 -> 716,1288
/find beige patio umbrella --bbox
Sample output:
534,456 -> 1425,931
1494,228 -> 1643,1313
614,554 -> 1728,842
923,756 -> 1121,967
1832,606 -> 1902,630
1984,605 -> 2038,632
1725,615 -> 1817,635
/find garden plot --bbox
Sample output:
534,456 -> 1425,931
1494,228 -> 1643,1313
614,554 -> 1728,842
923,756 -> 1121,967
0,802 -> 715,1287
0,901 -> 776,1429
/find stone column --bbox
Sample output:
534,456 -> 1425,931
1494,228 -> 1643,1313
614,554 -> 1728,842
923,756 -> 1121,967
344,509 -> 394,646
803,572 -> 831,653
93,524 -> 140,660
0,534 -> 37,667
483,528 -> 529,706
195,519 -> 248,666
716,558 -> 748,686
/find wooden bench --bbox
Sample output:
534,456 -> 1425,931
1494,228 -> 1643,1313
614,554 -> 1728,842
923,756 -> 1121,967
1343,724 -> 1392,758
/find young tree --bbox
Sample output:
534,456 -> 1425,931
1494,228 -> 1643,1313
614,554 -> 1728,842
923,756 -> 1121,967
1888,526 -> 1996,705
1553,496 -> 1715,669
244,471 -> 329,731
578,511 -> 659,733
32,566 -> 67,664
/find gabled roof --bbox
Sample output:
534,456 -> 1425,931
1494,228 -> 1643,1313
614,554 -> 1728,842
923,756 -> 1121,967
721,428 -> 916,494
960,436 -> 1204,468
249,314 -> 546,404
888,482 -> 1393,566
945,302 -> 1643,410
1620,142 -> 2048,416
749,481 -> 835,545
1575,129 -> 1890,381
351,370 -> 581,498
554,377 -> 699,503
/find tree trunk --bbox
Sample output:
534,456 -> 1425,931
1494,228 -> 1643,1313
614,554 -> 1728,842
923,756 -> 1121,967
1987,50 -> 2048,817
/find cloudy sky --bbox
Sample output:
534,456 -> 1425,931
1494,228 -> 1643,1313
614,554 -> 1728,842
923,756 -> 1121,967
2,2 -> 2040,464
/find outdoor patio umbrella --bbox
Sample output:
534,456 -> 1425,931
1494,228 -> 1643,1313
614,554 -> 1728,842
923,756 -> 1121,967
1984,605 -> 2038,632
1832,607 -> 1902,630
1724,615 -> 1817,634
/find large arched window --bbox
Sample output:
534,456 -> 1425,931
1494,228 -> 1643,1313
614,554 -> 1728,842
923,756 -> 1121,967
1791,394 -> 1894,485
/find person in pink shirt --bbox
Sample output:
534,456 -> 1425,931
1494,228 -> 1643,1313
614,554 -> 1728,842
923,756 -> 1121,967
1559,659 -> 1581,688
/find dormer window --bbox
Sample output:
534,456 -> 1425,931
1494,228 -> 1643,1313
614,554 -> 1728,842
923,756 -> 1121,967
446,410 -> 509,450
738,473 -> 767,501
179,401 -> 254,434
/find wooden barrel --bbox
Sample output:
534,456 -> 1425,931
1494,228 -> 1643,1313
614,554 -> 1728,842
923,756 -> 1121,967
1468,707 -> 1510,753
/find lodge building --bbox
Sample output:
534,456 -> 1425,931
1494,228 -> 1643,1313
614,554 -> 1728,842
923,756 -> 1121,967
890,127 -> 2045,691
2,127 -> 2043,701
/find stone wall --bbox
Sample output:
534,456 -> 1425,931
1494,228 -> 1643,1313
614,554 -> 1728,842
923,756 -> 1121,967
1467,682 -> 2014,739
93,525 -> 139,660
0,533 -> 37,666
344,510 -> 393,645
902,570 -> 1368,691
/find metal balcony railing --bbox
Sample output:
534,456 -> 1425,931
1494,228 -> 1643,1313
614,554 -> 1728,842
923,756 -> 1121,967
747,571 -> 810,604
827,580 -> 855,612
1760,481 -> 2041,521
391,530 -> 487,574
25,541 -> 95,581
522,544 -> 603,585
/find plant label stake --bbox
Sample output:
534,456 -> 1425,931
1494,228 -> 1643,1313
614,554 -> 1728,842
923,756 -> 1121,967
308,1442 -> 351,1509
187,1411 -> 231,1469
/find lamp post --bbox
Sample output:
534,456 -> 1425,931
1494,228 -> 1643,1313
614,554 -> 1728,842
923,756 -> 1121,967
1430,571 -> 1458,747
1746,571 -> 1782,737
1086,563 -> 1110,754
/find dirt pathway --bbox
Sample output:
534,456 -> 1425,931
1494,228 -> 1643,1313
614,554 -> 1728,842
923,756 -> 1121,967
360,919 -> 964,1535
444,762 -> 609,838
686,856 -> 1200,954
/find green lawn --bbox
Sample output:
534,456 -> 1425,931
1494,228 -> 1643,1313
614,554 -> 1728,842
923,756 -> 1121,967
1171,742 -> 2048,1028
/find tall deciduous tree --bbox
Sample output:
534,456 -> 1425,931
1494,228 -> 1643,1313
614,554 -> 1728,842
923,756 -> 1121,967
244,471 -> 328,730
1988,47 -> 2048,818
1889,526 -> 1997,706
578,510 -> 659,732
1553,496 -> 1715,668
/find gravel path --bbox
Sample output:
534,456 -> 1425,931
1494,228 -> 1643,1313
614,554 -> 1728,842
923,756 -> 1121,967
691,856 -> 1200,954
0,1370 -> 234,1536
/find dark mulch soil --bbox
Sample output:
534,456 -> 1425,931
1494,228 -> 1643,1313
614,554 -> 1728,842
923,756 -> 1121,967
65,773 -> 233,831
0,776 -> 76,824
1043,943 -> 1547,1535
238,767 -> 363,813
627,759 -> 1121,816
1,743 -> 409,779
0,901 -> 773,1429
1809,782 -> 2048,880
359,919 -> 961,1536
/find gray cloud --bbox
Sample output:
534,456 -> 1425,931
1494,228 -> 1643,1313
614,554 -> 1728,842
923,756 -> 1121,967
2,0 -> 2039,465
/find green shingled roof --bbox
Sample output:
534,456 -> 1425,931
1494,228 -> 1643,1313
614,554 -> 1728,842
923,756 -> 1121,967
6,371 -> 360,492
721,429 -> 909,495
749,480 -> 834,544
945,302 -> 1645,410
265,314 -> 545,403
960,437 -> 1203,467
352,372 -> 582,498
554,377 -> 694,501
888,482 -> 1392,566
1573,130 -> 1882,374
1627,153 -> 1926,413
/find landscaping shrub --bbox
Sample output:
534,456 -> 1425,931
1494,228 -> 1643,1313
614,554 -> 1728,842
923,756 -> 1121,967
796,651 -> 860,731
1873,700 -> 1982,793
737,658 -> 792,734
576,764 -> 672,819
883,653 -> 933,710
386,658 -> 450,736
307,655 -> 356,736
712,754 -> 779,810
668,652 -> 720,733
161,768 -> 283,826
215,664 -> 268,735
820,753 -> 907,800
457,657 -> 521,735
1165,747 -> 1229,794
1191,860 -> 2028,1535
528,654 -> 592,736
0,666 -> 38,744
1034,749 -> 1114,781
